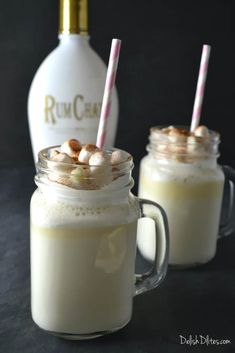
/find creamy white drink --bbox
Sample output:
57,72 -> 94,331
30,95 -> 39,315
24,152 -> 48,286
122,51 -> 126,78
31,189 -> 137,335
138,126 -> 225,267
30,140 -> 169,339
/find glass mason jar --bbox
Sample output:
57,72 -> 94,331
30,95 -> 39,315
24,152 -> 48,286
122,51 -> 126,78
138,126 -> 235,268
30,146 -> 169,339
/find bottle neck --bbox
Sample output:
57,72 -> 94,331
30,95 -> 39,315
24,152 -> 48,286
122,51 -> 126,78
58,33 -> 90,45
59,0 -> 88,36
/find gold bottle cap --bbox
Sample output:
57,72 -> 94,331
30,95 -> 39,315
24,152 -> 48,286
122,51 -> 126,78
59,0 -> 88,35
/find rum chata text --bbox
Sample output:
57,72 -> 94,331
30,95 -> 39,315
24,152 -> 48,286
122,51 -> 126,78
44,95 -> 102,124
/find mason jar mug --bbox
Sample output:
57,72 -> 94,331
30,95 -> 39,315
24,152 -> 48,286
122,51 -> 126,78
30,146 -> 169,339
138,126 -> 235,268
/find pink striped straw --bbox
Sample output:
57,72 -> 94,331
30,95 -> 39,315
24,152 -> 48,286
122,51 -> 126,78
190,44 -> 211,132
96,38 -> 121,149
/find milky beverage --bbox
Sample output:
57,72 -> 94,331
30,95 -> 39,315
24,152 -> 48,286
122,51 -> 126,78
30,141 -> 140,336
138,126 -> 225,267
31,190 -> 137,335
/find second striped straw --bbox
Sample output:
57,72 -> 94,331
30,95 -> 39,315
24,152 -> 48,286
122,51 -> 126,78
96,38 -> 122,149
190,44 -> 211,132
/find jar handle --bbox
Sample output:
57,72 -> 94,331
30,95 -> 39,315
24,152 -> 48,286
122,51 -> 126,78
134,198 -> 169,296
219,165 -> 235,237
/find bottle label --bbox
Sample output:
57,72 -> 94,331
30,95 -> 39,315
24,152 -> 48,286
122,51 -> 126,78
44,95 -> 102,124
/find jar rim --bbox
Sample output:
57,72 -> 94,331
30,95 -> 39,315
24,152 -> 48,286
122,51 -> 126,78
36,146 -> 134,191
147,125 -> 220,162
149,125 -> 220,144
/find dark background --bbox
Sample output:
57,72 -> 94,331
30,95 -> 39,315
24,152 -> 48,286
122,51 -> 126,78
0,0 -> 234,167
0,2 -> 235,352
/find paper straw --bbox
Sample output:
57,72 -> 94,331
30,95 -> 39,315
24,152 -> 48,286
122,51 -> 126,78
190,44 -> 211,132
96,38 -> 121,149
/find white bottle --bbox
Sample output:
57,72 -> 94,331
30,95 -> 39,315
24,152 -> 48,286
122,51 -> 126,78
28,0 -> 119,162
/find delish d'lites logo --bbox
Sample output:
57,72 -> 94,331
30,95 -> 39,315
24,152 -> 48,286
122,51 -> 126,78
179,334 -> 231,346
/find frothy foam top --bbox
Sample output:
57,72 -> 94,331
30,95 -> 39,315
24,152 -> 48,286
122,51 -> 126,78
141,152 -> 224,183
31,188 -> 139,228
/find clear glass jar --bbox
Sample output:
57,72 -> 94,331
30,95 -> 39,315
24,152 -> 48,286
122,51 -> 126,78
30,146 -> 169,339
138,126 -> 235,268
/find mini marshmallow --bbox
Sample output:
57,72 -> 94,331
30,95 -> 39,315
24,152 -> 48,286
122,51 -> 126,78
61,139 -> 81,157
168,127 -> 188,136
70,166 -> 90,189
48,174 -> 73,187
78,144 -> 100,164
162,125 -> 174,133
48,153 -> 74,186
169,145 -> 187,161
89,151 -> 111,188
187,136 -> 206,155
168,128 -> 188,144
194,125 -> 209,138
150,127 -> 162,136
51,152 -> 74,165
70,166 -> 87,178
89,151 -> 110,167
167,128 -> 188,160
110,150 -> 130,165
156,144 -> 168,154
49,153 -> 74,179
50,149 -> 60,159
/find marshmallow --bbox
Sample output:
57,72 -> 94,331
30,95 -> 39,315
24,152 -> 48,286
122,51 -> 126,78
156,144 -> 168,155
48,152 -> 74,184
194,125 -> 209,138
187,136 -> 206,155
150,127 -> 162,137
61,139 -> 81,157
70,166 -> 90,189
110,150 -> 130,165
162,125 -> 174,133
168,127 -> 188,136
50,149 -> 60,159
89,151 -> 111,187
168,128 -> 188,144
70,166 -> 87,178
48,174 -> 73,187
169,145 -> 187,162
51,152 -> 74,165
78,144 -> 100,164
89,151 -> 110,167
167,128 -> 188,160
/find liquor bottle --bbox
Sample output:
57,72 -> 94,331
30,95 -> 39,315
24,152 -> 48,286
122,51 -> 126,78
28,0 -> 119,162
